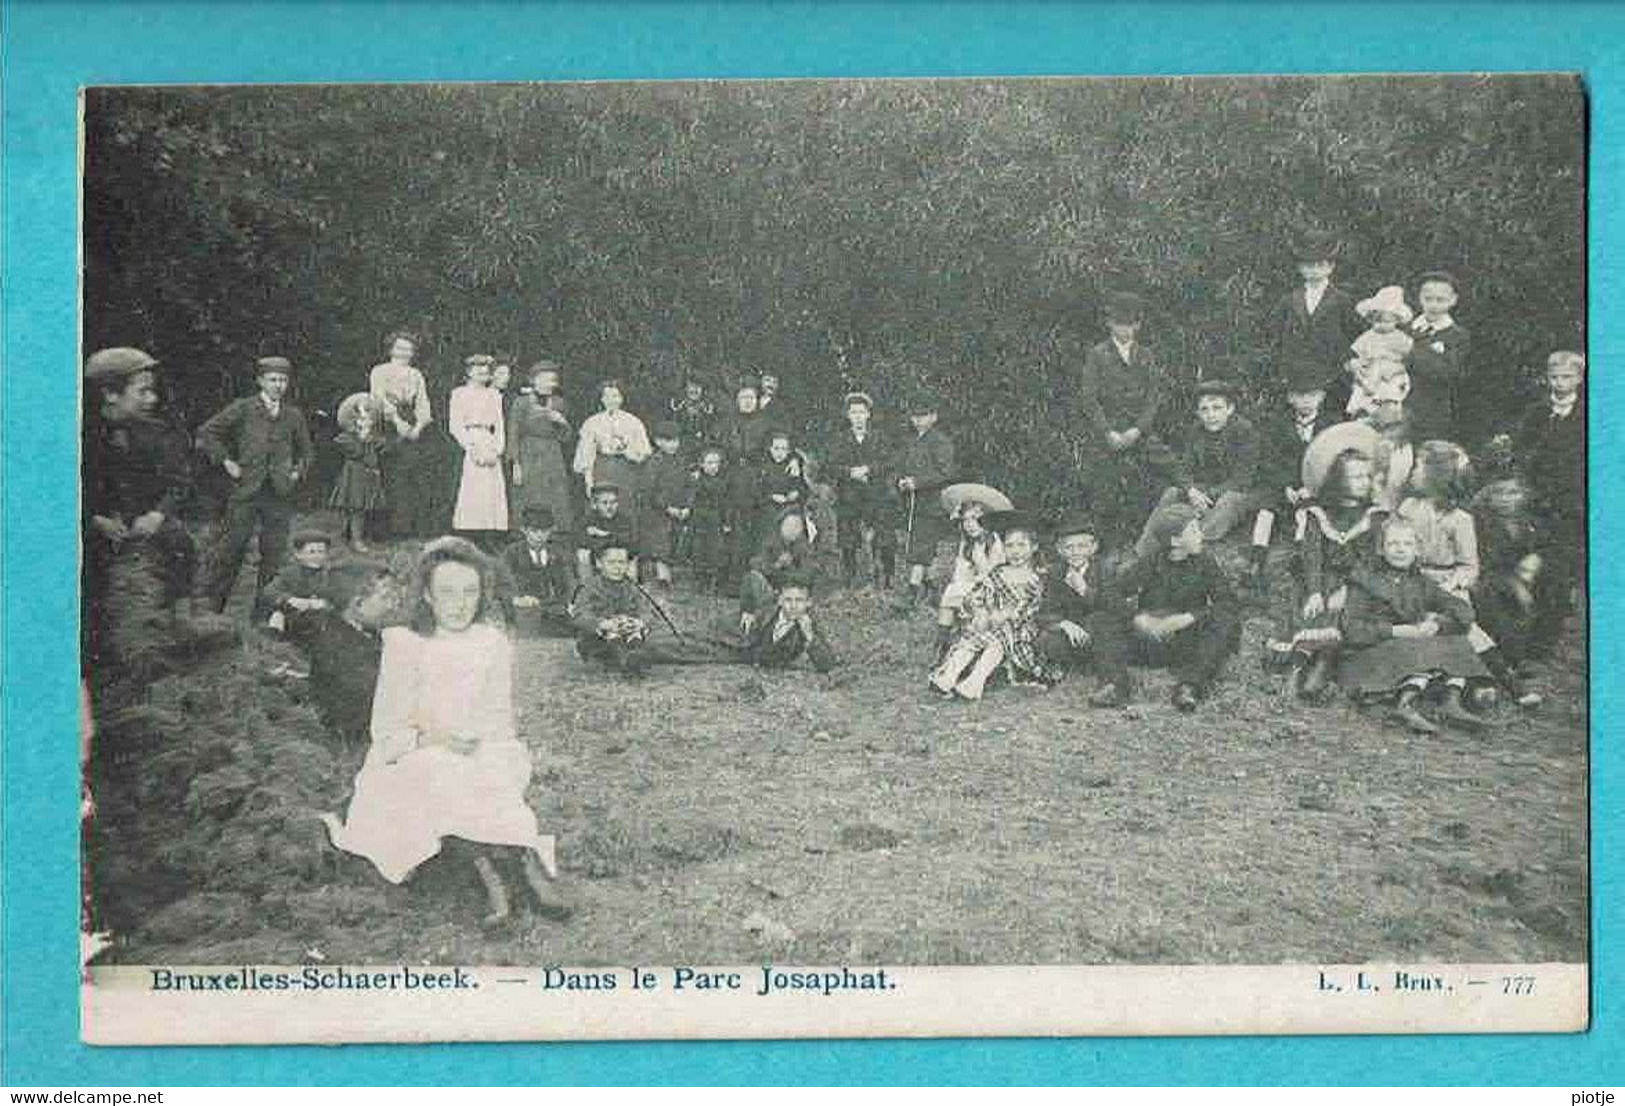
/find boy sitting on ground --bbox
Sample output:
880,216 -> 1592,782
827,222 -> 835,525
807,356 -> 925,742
1135,380 -> 1263,560
264,528 -> 337,640
1093,503 -> 1242,712
500,504 -> 577,637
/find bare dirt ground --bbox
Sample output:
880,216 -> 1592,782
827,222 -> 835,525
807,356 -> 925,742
90,513 -> 1588,969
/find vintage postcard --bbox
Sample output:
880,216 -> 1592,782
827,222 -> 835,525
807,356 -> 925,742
78,73 -> 1587,1043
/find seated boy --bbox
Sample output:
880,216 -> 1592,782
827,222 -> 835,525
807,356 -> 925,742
501,504 -> 577,636
1247,376 -> 1336,579
572,543 -> 729,675
1092,503 -> 1241,711
741,570 -> 840,673
739,508 -> 817,634
576,483 -> 637,580
303,562 -> 395,753
1136,380 -> 1263,560
263,528 -> 336,640
1034,511 -> 1113,676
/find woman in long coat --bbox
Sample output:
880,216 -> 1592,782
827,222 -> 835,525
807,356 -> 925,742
506,360 -> 576,535
369,331 -> 439,539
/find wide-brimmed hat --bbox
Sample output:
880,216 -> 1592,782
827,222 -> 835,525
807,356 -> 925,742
1356,285 -> 1415,323
1300,421 -> 1381,496
941,482 -> 1014,517
1103,290 -> 1145,324
85,347 -> 159,383
1290,229 -> 1342,262
336,392 -> 384,430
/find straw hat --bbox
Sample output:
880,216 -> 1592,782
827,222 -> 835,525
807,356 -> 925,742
1300,421 -> 1381,496
336,392 -> 384,430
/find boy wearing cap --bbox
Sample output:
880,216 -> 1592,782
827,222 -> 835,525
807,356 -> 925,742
195,355 -> 315,618
1034,512 -> 1113,675
501,505 -> 578,636
1405,271 -> 1472,442
640,420 -> 692,587
82,347 -> 199,656
577,483 -> 637,579
1092,503 -> 1241,711
1271,231 -> 1363,407
572,543 -> 731,676
1136,380 -> 1264,559
1073,291 -> 1169,539
825,391 -> 896,586
893,391 -> 958,606
263,529 -> 336,640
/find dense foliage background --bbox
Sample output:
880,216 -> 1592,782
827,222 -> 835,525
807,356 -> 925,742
84,75 -> 1585,508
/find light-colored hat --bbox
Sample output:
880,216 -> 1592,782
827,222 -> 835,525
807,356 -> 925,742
336,392 -> 385,430
1356,286 -> 1415,323
1300,421 -> 1380,496
85,347 -> 160,383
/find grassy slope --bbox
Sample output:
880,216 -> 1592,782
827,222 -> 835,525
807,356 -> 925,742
105,520 -> 1588,967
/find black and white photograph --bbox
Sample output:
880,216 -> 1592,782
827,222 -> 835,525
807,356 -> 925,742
78,73 -> 1588,1039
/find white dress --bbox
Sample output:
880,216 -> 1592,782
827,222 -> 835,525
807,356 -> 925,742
449,384 -> 509,531
323,624 -> 556,883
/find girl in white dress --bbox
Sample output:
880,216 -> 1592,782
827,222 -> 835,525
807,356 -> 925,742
449,354 -> 509,539
322,538 -> 568,925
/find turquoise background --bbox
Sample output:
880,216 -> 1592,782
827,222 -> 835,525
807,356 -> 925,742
3,0 -> 1618,1086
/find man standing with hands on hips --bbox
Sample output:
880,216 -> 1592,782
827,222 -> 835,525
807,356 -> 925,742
196,355 -> 314,619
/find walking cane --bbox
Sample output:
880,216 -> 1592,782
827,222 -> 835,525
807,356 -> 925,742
904,487 -> 917,562
632,579 -> 687,643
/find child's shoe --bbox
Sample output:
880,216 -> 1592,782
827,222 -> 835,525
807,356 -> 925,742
1388,689 -> 1439,734
1437,686 -> 1486,732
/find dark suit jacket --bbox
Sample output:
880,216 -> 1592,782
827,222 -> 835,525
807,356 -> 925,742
1514,395 -> 1585,518
501,538 -> 578,617
893,426 -> 957,497
1075,339 -> 1167,443
195,395 -> 314,501
83,413 -> 192,524
1155,416 -> 1264,497
744,604 -> 838,672
1272,284 -> 1362,390
1036,560 -> 1108,627
1260,409 -> 1338,493
1403,320 -> 1471,439
824,426 -> 891,509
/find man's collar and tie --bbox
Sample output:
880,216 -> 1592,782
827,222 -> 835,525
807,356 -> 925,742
260,393 -> 282,418
1303,280 -> 1329,314
1550,394 -> 1578,419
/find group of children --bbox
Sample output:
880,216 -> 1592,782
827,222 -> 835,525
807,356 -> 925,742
82,227 -> 1587,924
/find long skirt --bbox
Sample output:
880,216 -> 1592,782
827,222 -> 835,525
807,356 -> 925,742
324,738 -> 556,884
453,439 -> 510,532
1337,636 -> 1490,695
383,435 -> 443,538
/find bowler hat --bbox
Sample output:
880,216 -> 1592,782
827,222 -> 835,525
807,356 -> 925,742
906,390 -> 940,416
1284,363 -> 1334,395
652,419 -> 681,440
843,391 -> 874,411
255,356 -> 294,375
85,347 -> 160,383
590,483 -> 622,497
520,505 -> 557,530
1051,510 -> 1099,540
1102,291 -> 1145,324
1290,229 -> 1342,262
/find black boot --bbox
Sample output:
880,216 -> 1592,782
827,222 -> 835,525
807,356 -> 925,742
1297,652 -> 1334,702
1388,687 -> 1439,734
1480,646 -> 1542,707
1438,685 -> 1486,732
935,625 -> 954,663
878,550 -> 895,590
